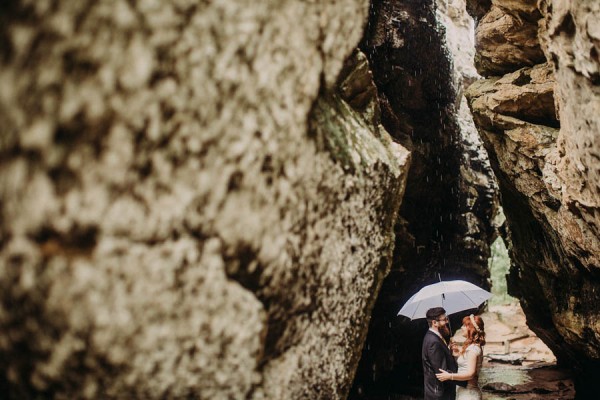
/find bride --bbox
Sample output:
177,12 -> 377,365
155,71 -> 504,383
436,314 -> 485,400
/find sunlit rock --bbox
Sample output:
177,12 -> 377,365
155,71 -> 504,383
474,4 -> 545,76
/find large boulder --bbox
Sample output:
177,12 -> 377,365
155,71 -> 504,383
466,0 -> 600,395
0,1 -> 410,398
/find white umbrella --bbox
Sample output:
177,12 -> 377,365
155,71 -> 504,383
397,280 -> 492,320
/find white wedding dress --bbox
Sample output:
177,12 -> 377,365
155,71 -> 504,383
455,344 -> 483,400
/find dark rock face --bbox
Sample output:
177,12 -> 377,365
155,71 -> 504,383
0,1 -> 410,399
350,1 -> 497,397
466,0 -> 600,396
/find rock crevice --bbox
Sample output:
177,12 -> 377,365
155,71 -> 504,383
350,0 -> 497,397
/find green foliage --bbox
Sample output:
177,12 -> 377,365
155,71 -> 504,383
488,237 -> 518,306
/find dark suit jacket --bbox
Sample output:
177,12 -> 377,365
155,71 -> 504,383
421,330 -> 465,400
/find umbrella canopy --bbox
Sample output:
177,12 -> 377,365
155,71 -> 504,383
397,280 -> 492,320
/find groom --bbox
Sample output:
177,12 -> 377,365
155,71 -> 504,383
422,307 -> 465,400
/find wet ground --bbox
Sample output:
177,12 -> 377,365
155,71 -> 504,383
469,303 -> 575,399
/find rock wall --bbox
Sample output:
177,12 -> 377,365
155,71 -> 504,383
0,1 -> 410,398
466,0 -> 600,395
350,0 -> 497,397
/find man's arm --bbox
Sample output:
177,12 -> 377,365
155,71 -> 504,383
438,348 -> 480,382
431,341 -> 468,388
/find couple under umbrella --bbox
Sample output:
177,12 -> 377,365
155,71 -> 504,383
397,279 -> 491,400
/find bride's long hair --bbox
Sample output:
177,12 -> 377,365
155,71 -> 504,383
461,314 -> 486,354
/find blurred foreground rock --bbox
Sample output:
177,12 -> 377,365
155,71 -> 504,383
0,1 -> 410,398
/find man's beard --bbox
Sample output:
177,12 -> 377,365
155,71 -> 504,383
439,324 -> 451,340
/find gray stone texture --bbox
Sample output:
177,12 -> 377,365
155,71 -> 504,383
466,0 -> 600,394
0,1 -> 410,398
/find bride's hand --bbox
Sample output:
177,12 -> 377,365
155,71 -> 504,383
436,369 -> 451,382
449,342 -> 460,357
